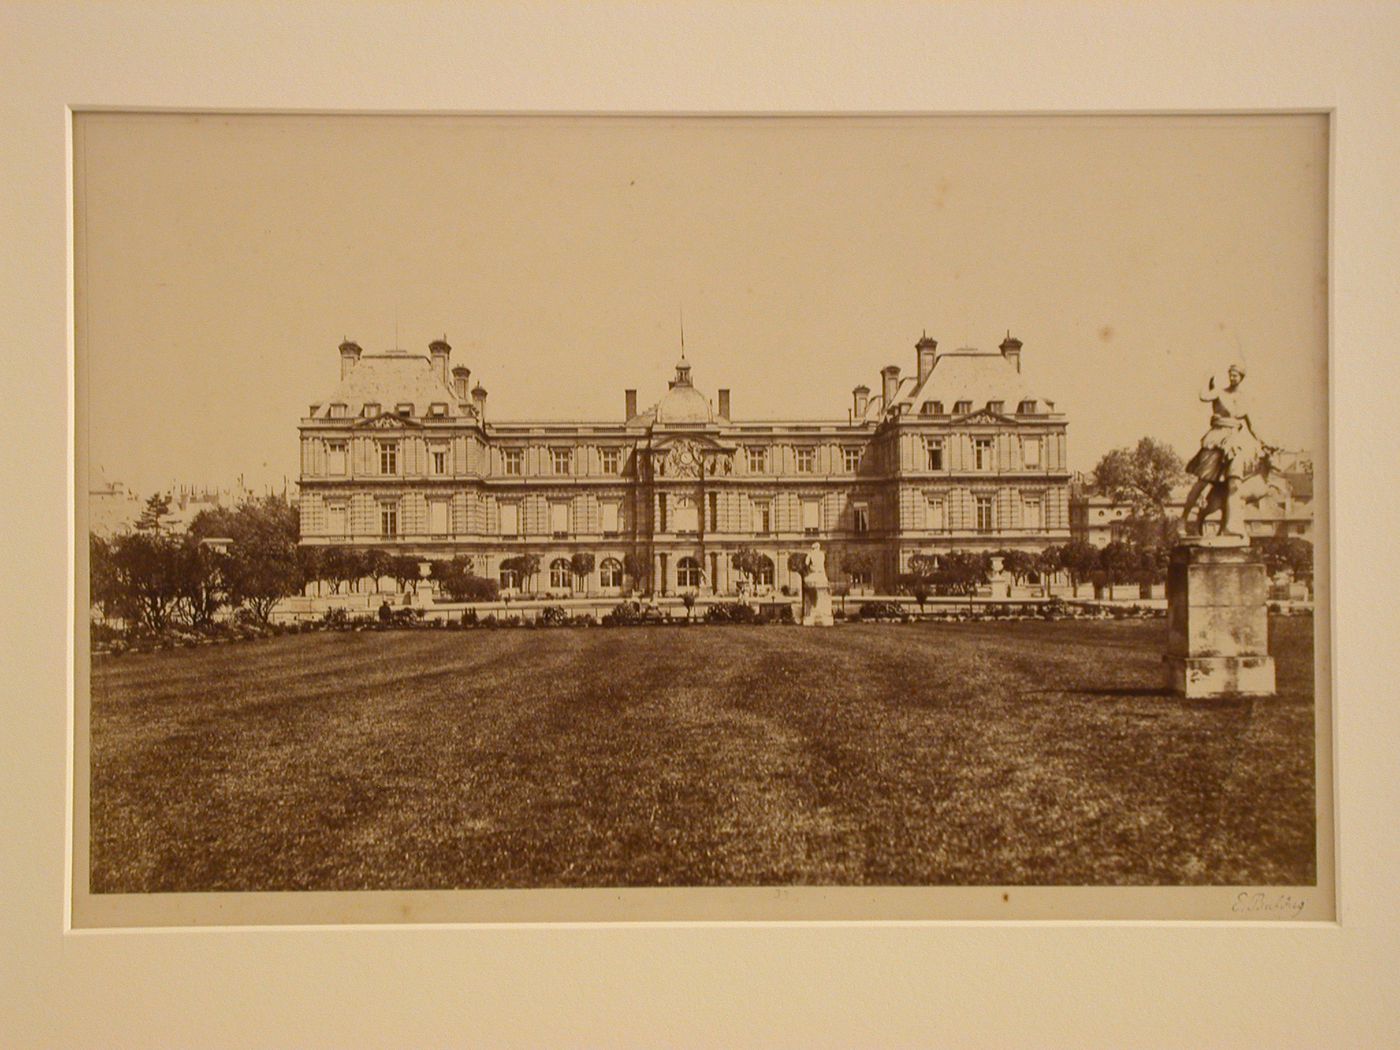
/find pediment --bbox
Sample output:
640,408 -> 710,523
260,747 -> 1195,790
955,409 -> 1018,426
648,435 -> 738,478
354,413 -> 423,430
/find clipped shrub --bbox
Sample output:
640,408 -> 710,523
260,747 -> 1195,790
705,602 -> 758,624
859,601 -> 904,621
461,608 -> 479,627
538,605 -> 569,626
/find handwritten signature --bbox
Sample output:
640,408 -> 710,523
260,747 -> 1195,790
1231,892 -> 1306,918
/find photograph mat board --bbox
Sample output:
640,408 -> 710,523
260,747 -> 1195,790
6,4 -> 1397,1048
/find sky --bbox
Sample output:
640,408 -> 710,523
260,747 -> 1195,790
75,113 -> 1328,497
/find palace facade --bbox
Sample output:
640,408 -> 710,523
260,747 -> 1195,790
297,332 -> 1071,595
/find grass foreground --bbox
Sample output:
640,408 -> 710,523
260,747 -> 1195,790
89,617 -> 1317,891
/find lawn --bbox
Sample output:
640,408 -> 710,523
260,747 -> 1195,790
89,617 -> 1317,891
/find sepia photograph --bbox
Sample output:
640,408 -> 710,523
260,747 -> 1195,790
73,111 -> 1330,925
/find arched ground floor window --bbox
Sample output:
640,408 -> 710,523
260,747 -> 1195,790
599,557 -> 623,589
549,557 -> 572,590
677,556 -> 703,589
499,567 -> 520,591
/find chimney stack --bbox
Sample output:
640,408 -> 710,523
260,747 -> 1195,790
916,332 -> 938,385
451,365 -> 471,400
880,365 -> 901,414
718,388 -> 731,419
338,339 -> 362,380
429,338 -> 451,385
852,384 -> 870,420
625,388 -> 637,420
471,383 -> 487,421
1000,332 -> 1023,373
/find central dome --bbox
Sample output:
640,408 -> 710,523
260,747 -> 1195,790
655,354 -> 713,424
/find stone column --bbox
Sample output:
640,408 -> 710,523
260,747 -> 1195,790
1164,542 -> 1276,697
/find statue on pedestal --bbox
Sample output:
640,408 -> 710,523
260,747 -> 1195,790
1180,364 -> 1276,540
800,542 -> 833,627
1166,363 -> 1276,697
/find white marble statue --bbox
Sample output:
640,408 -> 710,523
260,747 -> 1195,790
800,542 -> 834,626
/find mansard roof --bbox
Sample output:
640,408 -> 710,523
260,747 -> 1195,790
310,351 -> 463,419
860,343 -> 1057,422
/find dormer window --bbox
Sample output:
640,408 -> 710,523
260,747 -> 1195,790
363,402 -> 381,418
920,400 -> 943,415
329,403 -> 347,418
396,402 -> 414,418
1018,399 -> 1038,414
988,400 -> 1005,415
954,400 -> 972,415
429,402 -> 448,417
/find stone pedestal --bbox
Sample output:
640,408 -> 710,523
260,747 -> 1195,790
801,582 -> 834,627
1164,542 -> 1275,697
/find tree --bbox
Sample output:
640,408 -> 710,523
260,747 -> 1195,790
361,549 -> 392,594
1256,536 -> 1313,581
930,550 -> 991,597
105,530 -> 184,630
1097,541 -> 1138,590
995,548 -> 1038,587
431,556 -> 499,601
840,549 -> 876,593
135,492 -> 173,532
172,536 -> 229,628
570,552 -> 596,595
501,553 -> 540,593
730,547 -> 765,589
622,551 -> 648,594
681,591 -> 697,622
294,544 -> 323,596
1035,545 -> 1063,595
1091,437 -> 1185,515
319,547 -> 359,594
387,554 -> 422,594
222,494 -> 300,624
517,553 -> 541,592
1057,540 -> 1100,597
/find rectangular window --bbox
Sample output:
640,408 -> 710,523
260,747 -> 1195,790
658,496 -> 668,532
927,497 -> 945,531
853,503 -> 869,533
974,437 -> 995,471
431,446 -> 448,475
502,449 -> 523,475
753,500 -> 772,534
551,448 -> 572,475
988,400 -> 1004,415
924,439 -> 944,471
380,503 -> 398,537
395,402 -> 414,418
954,400 -> 972,415
1022,436 -> 1042,468
329,403 -> 347,418
601,501 -> 620,535
746,447 -> 767,473
796,447 -> 816,473
363,402 -> 381,418
500,502 -> 519,537
1023,496 -> 1043,530
378,442 -> 398,475
843,447 -> 861,472
975,495 -> 994,533
327,503 -> 347,536
802,499 -> 820,534
707,491 -> 719,531
326,441 -> 347,475
550,502 -> 569,537
600,448 -> 621,474
429,500 -> 449,535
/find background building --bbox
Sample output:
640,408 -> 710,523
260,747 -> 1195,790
297,332 -> 1071,595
